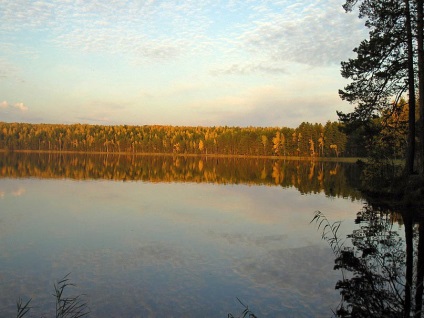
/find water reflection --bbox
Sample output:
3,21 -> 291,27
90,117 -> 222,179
0,153 -> 366,317
0,152 -> 362,199
320,203 -> 424,317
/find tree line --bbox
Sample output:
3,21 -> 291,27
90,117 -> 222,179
0,121 -> 351,157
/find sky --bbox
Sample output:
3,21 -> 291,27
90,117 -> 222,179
0,0 -> 368,128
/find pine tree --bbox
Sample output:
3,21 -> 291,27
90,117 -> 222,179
338,0 -> 421,174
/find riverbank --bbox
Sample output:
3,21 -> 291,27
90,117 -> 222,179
0,149 -> 363,163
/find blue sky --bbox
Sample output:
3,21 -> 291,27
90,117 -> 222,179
0,0 -> 367,127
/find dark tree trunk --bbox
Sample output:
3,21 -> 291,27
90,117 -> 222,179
405,0 -> 417,175
417,0 -> 424,175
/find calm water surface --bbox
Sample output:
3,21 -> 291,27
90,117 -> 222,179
0,153 -> 365,317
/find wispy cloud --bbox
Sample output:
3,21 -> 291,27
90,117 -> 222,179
238,0 -> 366,67
0,100 -> 29,112
14,102 -> 28,112
0,0 -> 214,62
0,0 -> 367,126
0,100 -> 8,108
211,62 -> 287,76
0,0 -> 366,66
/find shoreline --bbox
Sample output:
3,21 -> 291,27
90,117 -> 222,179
0,149 -> 363,163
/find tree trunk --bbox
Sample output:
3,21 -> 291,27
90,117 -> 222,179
405,0 -> 417,175
417,0 -> 424,175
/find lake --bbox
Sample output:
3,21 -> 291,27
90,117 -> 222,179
0,153 -> 368,317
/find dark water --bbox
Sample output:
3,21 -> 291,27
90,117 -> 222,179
0,153 -> 372,317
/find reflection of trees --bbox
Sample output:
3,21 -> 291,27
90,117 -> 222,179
336,206 -> 405,317
316,204 -> 424,317
0,153 -> 362,199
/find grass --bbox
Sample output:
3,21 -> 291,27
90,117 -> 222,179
227,298 -> 258,318
15,273 -> 89,318
15,274 -> 257,318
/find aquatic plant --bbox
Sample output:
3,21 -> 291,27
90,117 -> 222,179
227,298 -> 257,318
16,273 -> 89,318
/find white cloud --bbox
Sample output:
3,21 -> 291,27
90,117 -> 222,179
0,100 -> 29,112
238,0 -> 367,67
0,0 -> 368,126
211,62 -> 287,76
0,0 -> 214,62
14,102 -> 28,112
0,0 -> 366,66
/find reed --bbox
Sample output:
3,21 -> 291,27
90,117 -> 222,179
227,298 -> 257,318
16,273 -> 89,318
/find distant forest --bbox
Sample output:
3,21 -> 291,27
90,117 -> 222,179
0,121 -> 360,157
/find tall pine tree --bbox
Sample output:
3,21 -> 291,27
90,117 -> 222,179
338,0 -> 423,175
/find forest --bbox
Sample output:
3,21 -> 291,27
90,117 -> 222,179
0,121 -> 354,157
